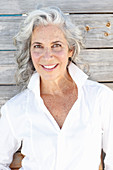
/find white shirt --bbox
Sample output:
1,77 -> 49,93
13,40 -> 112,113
0,63 -> 113,170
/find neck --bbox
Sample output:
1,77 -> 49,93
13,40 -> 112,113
40,71 -> 74,96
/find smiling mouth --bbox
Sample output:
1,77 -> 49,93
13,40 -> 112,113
41,64 -> 59,71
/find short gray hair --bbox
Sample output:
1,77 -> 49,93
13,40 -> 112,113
14,6 -> 83,87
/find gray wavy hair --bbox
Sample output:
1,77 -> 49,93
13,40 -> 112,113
14,6 -> 83,87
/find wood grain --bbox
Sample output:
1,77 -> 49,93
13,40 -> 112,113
79,49 -> 113,82
0,0 -> 113,14
0,14 -> 113,50
71,14 -> 113,48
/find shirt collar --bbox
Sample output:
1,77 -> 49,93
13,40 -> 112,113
27,62 -> 88,95
68,62 -> 88,89
27,71 -> 41,97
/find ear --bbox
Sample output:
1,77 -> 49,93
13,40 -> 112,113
68,48 -> 74,59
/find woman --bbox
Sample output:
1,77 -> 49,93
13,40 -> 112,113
0,6 -> 113,170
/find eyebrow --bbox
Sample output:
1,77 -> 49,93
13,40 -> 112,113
32,41 -> 63,45
52,41 -> 63,44
32,42 -> 42,45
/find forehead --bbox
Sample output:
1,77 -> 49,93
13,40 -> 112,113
31,25 -> 67,43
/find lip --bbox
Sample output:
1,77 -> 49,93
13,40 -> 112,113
40,64 -> 59,71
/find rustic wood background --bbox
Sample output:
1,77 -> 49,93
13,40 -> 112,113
0,0 -> 113,109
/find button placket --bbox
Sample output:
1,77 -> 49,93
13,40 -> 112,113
55,131 -> 65,170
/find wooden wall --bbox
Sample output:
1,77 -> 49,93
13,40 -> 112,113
0,0 -> 113,109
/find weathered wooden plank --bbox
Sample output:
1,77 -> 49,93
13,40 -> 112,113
79,49 -> 113,82
0,86 -> 20,100
0,49 -> 113,84
0,51 -> 16,65
0,0 -> 113,14
0,51 -> 16,84
0,14 -> 113,50
71,14 -> 113,48
0,17 -> 23,50
0,65 -> 16,84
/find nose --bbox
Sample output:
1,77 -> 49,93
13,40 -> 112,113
43,47 -> 53,59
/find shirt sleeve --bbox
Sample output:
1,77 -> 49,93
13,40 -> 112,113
101,88 -> 113,170
0,105 -> 21,169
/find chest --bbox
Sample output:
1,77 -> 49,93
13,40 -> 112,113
41,91 -> 78,129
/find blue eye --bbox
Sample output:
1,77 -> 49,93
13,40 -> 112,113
34,45 -> 43,48
52,44 -> 62,48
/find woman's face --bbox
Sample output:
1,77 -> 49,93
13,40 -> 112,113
30,25 -> 73,81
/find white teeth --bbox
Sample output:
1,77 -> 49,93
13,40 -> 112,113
43,64 -> 57,69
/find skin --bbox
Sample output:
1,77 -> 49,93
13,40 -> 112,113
30,25 -> 78,129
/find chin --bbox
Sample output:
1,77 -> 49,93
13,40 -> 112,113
41,73 -> 61,82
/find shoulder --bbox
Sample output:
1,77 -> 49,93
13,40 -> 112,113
1,89 -> 31,139
1,88 -> 29,118
84,79 -> 113,103
84,79 -> 113,92
6,88 -> 28,106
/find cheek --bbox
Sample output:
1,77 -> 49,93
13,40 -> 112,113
31,51 -> 41,59
56,51 -> 69,63
55,50 -> 69,58
30,51 -> 41,69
